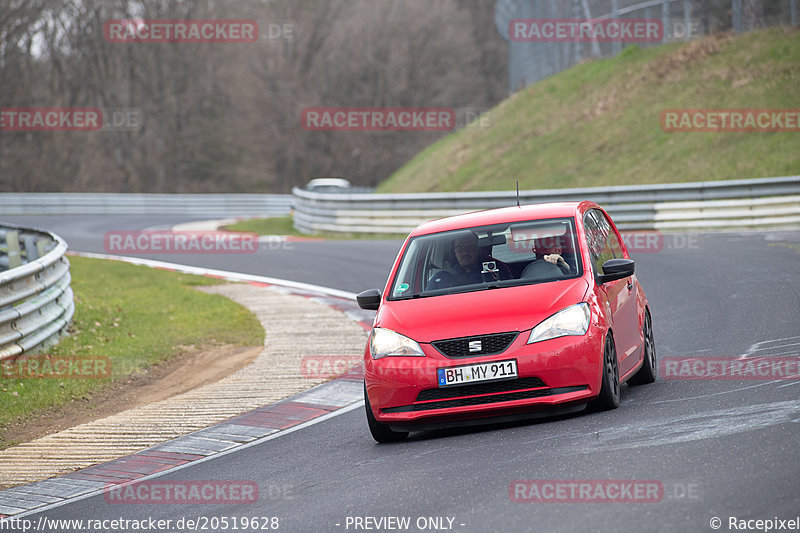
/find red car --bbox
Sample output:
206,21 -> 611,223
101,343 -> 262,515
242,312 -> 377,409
357,202 -> 656,443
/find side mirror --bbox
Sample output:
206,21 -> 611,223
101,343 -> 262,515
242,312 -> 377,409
597,258 -> 635,284
356,289 -> 382,310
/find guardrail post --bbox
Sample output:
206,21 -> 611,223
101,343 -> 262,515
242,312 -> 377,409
550,0 -> 561,73
683,0 -> 692,40
37,239 -> 47,259
792,0 -> 798,26
573,0 -> 582,63
732,0 -> 742,32
6,231 -> 22,269
611,0 -> 621,56
23,234 -> 39,261
662,0 -> 671,42
581,0 -> 602,57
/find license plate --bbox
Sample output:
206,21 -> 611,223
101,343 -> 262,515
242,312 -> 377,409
437,360 -> 518,387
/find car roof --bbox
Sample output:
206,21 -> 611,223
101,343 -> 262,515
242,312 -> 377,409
409,201 -> 599,237
306,177 -> 351,189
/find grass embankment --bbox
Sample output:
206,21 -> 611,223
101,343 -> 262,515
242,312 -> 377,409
225,216 -> 299,236
223,216 -> 407,239
378,27 -> 800,193
0,256 -> 264,448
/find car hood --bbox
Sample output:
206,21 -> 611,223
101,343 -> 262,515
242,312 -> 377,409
376,278 -> 590,343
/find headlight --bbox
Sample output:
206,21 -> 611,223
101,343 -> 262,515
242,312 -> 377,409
527,303 -> 590,344
369,328 -> 425,359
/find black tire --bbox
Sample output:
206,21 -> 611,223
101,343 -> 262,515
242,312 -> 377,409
629,310 -> 657,386
364,385 -> 408,443
589,332 -> 621,411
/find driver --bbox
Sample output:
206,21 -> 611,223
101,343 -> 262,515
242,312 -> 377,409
521,236 -> 571,279
533,237 -> 571,274
427,232 -> 511,289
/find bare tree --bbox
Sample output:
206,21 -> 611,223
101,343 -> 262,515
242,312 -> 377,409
1,0 -> 508,193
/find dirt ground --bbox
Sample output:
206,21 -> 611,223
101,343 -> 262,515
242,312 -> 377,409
0,344 -> 261,449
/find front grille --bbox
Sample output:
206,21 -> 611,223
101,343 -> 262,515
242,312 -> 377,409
432,332 -> 518,358
416,377 -> 546,402
383,386 -> 588,413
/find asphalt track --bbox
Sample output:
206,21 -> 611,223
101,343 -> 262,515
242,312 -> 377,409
2,215 -> 799,533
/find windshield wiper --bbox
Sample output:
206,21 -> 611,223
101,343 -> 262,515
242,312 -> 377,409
398,283 -> 506,300
403,292 -> 431,299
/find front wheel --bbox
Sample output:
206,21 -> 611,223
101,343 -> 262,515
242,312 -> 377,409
364,385 -> 408,443
589,332 -> 620,411
629,310 -> 657,386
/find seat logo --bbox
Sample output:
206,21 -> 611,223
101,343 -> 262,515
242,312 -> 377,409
468,341 -> 482,353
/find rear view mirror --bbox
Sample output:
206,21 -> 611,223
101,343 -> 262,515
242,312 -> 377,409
356,288 -> 382,310
597,259 -> 635,284
478,234 -> 507,247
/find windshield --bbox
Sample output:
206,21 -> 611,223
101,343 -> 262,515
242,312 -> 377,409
389,217 -> 582,300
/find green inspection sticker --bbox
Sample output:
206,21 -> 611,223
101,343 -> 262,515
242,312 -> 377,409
396,283 -> 410,293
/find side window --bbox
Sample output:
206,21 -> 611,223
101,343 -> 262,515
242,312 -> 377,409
584,210 -> 622,275
583,211 -> 601,274
595,210 -> 624,260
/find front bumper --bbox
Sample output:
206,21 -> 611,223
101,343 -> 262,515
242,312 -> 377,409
365,328 -> 604,426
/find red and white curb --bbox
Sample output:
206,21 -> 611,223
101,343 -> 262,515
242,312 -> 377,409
0,255 -> 372,519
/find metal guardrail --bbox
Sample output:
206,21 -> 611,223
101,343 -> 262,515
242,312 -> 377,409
292,175 -> 800,234
0,193 -> 292,217
0,224 -> 74,360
